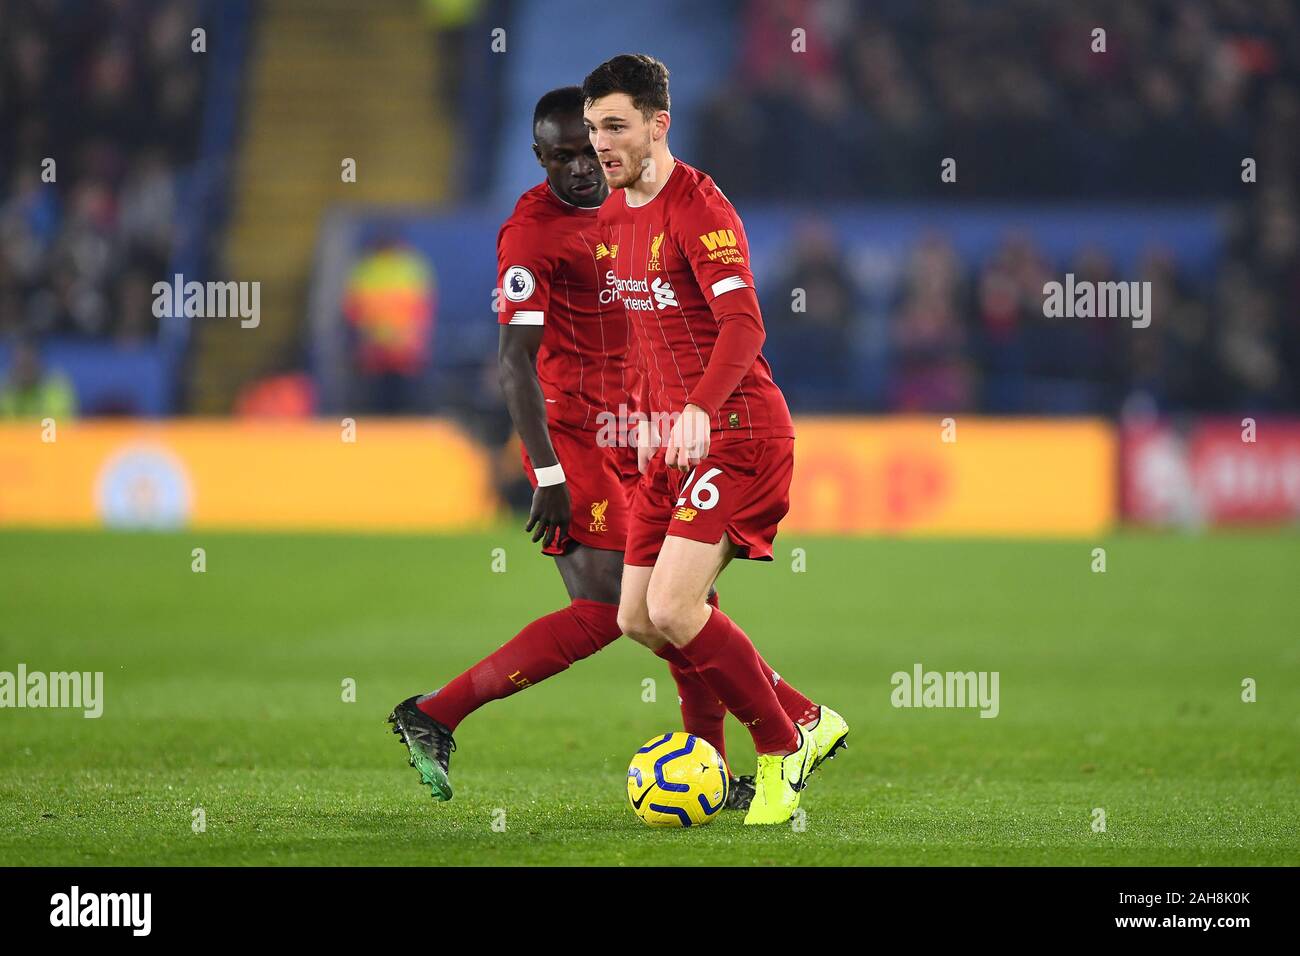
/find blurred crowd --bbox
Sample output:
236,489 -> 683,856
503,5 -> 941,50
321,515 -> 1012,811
0,0 -> 205,345
2,0 -> 1296,418
720,0 -> 1300,413
700,0 -> 1299,199
762,185 -> 1300,415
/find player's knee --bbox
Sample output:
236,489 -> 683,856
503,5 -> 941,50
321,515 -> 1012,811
617,604 -> 653,642
645,592 -> 693,643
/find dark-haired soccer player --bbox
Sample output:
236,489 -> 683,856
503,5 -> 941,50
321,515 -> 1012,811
387,88 -> 812,811
583,55 -> 848,824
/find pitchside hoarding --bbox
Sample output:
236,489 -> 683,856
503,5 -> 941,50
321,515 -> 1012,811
1122,419 -> 1300,528
0,420 -> 497,532
1,418 -> 1114,536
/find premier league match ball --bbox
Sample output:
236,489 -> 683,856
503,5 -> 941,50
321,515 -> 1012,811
627,732 -> 729,827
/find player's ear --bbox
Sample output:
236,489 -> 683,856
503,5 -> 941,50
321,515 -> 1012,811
532,143 -> 543,167
654,110 -> 671,141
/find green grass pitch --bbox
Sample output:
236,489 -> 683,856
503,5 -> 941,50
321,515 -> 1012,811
0,528 -> 1296,866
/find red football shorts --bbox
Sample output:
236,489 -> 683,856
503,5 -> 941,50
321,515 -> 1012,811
521,421 -> 632,555
624,437 -> 795,567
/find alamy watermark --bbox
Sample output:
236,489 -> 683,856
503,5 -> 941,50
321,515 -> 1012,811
594,403 -> 680,448
152,273 -> 260,328
891,662 -> 999,718
50,886 -> 150,936
0,664 -> 103,718
1043,273 -> 1151,328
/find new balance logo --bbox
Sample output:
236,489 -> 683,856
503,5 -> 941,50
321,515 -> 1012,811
652,277 -> 677,310
595,243 -> 619,259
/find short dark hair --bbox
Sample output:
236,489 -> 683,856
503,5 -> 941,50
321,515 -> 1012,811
581,54 -> 670,118
532,86 -> 585,135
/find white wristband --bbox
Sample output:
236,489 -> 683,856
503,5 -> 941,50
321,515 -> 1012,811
534,463 -> 566,487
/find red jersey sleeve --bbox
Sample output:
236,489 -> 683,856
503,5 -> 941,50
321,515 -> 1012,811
676,187 -> 756,305
675,185 -> 766,418
496,221 -> 555,327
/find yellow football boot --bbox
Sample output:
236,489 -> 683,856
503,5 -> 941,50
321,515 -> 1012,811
743,724 -> 815,825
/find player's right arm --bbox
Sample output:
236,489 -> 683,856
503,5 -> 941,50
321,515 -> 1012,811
496,221 -> 569,546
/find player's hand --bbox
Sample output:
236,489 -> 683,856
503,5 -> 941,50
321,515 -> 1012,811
665,404 -> 711,472
525,482 -> 571,548
634,417 -> 659,475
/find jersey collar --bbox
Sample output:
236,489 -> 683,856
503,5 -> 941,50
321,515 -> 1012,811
622,159 -> 681,211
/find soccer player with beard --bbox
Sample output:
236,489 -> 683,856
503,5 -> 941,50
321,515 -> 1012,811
387,88 -> 821,811
583,55 -> 849,824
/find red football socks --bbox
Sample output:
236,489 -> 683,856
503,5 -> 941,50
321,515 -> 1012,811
677,607 -> 800,754
656,642 -> 728,763
759,659 -> 820,727
418,599 -> 621,731
656,591 -> 818,761
709,588 -> 818,727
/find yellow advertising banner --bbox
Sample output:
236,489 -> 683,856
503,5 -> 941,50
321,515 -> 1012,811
0,418 -> 1114,535
786,417 -> 1115,535
0,420 -> 497,531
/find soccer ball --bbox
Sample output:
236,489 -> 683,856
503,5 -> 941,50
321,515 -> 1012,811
626,732 -> 728,827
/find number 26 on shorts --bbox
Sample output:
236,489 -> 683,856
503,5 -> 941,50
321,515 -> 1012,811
676,467 -> 723,510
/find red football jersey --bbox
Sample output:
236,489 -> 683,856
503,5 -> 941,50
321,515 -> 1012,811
596,160 -> 793,441
496,182 -> 629,431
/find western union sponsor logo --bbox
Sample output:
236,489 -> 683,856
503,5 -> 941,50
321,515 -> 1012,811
699,229 -> 737,252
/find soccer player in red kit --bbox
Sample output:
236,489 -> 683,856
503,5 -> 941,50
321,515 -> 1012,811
387,87 -> 784,810
583,55 -> 849,824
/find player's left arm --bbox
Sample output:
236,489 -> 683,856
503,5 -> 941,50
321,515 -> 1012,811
665,196 -> 765,470
496,222 -> 569,546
